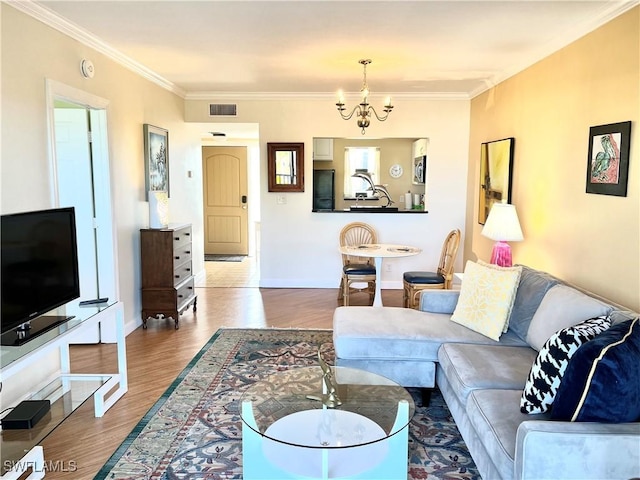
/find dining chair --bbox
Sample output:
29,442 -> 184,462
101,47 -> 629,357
402,229 -> 461,309
338,222 -> 378,306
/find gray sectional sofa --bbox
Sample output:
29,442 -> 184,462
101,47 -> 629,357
333,265 -> 640,480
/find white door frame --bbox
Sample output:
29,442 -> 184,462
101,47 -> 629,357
45,79 -> 120,342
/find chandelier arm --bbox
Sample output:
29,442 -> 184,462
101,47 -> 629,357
337,104 -> 362,121
368,105 -> 392,122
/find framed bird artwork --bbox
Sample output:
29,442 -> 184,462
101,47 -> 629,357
586,121 -> 631,196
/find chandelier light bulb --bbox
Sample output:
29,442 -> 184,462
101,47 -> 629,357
335,59 -> 394,135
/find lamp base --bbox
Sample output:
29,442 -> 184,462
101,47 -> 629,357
490,241 -> 513,267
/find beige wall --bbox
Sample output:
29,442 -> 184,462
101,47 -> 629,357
186,96 -> 471,288
1,5 -> 205,405
467,7 -> 639,310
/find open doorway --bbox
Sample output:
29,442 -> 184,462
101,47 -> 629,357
198,125 -> 260,288
46,80 -> 118,340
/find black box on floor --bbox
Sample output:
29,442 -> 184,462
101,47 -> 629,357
1,400 -> 51,429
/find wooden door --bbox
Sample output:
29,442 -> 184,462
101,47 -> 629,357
202,146 -> 248,255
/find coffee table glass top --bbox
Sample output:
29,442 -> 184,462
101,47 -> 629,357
240,366 -> 415,449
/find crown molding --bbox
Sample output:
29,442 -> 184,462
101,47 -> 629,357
184,91 -> 470,101
471,0 -> 640,99
6,0 -> 186,98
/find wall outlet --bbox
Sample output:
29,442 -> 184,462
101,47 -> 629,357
276,195 -> 286,205
385,263 -> 393,272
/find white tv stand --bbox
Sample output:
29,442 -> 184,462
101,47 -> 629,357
0,301 -> 127,479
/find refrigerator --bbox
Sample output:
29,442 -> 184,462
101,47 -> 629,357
313,169 -> 335,211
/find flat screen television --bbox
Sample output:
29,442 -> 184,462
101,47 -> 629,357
1,207 -> 81,346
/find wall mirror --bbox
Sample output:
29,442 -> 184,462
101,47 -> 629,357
312,137 -> 429,213
268,142 -> 304,192
478,137 -> 515,224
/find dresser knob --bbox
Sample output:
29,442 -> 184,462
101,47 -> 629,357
174,237 -> 180,241
175,256 -> 180,260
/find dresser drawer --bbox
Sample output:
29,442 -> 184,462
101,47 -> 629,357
177,277 -> 196,311
173,226 -> 192,249
173,243 -> 192,269
173,261 -> 193,286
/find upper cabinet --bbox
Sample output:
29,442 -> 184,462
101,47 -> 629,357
313,138 -> 334,161
412,138 -> 428,158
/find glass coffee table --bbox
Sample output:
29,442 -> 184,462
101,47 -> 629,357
240,366 -> 415,479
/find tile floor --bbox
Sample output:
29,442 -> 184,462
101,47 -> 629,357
196,255 -> 260,288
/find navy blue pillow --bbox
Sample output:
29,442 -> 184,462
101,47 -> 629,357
552,318 -> 640,422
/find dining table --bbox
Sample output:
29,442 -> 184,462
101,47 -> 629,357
339,243 -> 422,307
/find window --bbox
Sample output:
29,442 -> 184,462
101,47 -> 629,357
343,147 -> 380,199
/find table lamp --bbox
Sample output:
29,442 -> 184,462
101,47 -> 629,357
481,202 -> 523,267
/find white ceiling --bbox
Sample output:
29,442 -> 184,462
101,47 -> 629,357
20,0 -> 636,140
30,0 -> 637,99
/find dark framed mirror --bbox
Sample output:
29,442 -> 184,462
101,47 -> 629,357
268,142 -> 304,192
478,137 -> 515,224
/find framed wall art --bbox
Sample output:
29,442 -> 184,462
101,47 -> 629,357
478,137 -> 515,224
586,121 -> 631,197
144,124 -> 170,198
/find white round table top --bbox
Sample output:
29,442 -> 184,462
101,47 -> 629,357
340,243 -> 421,258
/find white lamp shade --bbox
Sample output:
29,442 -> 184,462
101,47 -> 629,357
481,203 -> 523,242
149,190 -> 169,228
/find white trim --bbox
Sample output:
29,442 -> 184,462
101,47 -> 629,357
471,0 -> 640,99
185,91 -> 470,101
45,80 -> 122,336
9,0 -> 186,97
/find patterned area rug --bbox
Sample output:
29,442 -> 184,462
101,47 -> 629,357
95,328 -> 479,479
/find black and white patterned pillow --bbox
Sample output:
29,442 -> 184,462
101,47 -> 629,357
520,315 -> 611,414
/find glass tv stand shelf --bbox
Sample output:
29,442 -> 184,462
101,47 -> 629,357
0,300 -> 128,480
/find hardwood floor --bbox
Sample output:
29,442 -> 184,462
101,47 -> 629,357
38,286 -> 404,479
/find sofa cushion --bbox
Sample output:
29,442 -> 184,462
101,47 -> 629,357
450,261 -> 522,341
525,284 -> 613,351
520,315 -> 612,414
467,389 -> 552,480
552,318 -> 640,423
419,290 -> 460,314
333,306 -> 527,362
508,265 -> 560,341
438,343 -> 536,406
478,260 -> 522,332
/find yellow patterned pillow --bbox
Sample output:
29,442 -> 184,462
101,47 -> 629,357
478,260 -> 522,333
451,260 -> 522,341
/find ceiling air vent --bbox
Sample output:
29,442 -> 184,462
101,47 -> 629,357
209,104 -> 237,116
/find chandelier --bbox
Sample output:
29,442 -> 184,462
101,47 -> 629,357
336,59 -> 394,135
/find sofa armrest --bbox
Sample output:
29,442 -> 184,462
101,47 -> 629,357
515,420 -> 640,480
418,290 -> 460,314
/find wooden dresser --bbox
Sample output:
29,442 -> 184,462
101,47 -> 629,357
140,223 -> 197,329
